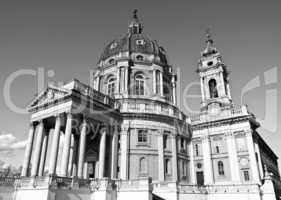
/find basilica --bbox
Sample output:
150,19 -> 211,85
3,11 -> 281,200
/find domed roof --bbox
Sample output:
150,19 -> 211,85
98,10 -> 168,65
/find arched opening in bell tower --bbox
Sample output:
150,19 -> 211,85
208,79 -> 218,98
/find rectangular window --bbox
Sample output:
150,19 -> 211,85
156,71 -> 160,94
165,159 -> 171,175
163,135 -> 168,149
243,170 -> 250,181
138,129 -> 148,143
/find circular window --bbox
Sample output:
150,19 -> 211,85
110,42 -> 117,49
207,61 -> 213,66
136,55 -> 144,61
109,58 -> 115,64
197,163 -> 202,169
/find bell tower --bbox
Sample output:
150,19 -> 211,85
198,30 -> 232,111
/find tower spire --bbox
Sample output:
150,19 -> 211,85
128,9 -> 143,34
133,9 -> 138,20
201,28 -> 217,57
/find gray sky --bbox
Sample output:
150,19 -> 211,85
0,0 -> 280,171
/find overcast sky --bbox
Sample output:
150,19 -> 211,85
0,0 -> 280,172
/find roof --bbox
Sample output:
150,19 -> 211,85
98,10 -> 168,65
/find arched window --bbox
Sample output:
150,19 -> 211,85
135,74 -> 145,95
218,161 -> 224,176
107,76 -> 116,97
136,55 -> 144,61
109,58 -> 115,65
209,79 -> 218,98
139,157 -> 147,173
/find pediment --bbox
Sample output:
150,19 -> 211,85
28,85 -> 71,110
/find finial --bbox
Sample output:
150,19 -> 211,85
205,28 -> 213,44
128,9 -> 142,34
201,27 -> 217,56
133,9 -> 138,20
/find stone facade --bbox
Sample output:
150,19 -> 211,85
0,10 -> 280,200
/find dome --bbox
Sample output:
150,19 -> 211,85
98,10 -> 168,66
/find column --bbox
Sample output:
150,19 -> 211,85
111,127 -> 119,179
226,84 -> 232,99
160,71 -> 163,96
94,76 -> 100,91
49,115 -> 62,175
60,113 -> 73,176
246,131 -> 260,183
116,67 -> 120,94
124,66 -> 128,94
202,136 -> 214,184
77,119 -> 87,178
153,70 -> 156,94
68,134 -> 75,176
38,132 -> 49,176
255,142 -> 264,179
171,135 -> 178,181
72,136 -> 78,177
21,122 -> 36,177
158,131 -> 165,181
31,120 -> 45,177
95,162 -> 99,178
98,127 -> 107,178
83,162 -> 88,179
120,127 -> 129,180
226,132 -> 240,183
189,142 -> 196,184
172,74 -> 177,105
200,77 -> 205,101
220,72 -> 226,96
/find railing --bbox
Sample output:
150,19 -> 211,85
189,105 -> 249,123
0,177 -> 16,186
178,183 -> 260,193
119,98 -> 185,120
65,79 -> 118,109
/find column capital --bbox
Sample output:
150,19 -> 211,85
245,129 -> 253,137
120,126 -> 130,133
202,135 -> 210,141
224,131 -> 234,138
156,129 -> 164,137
